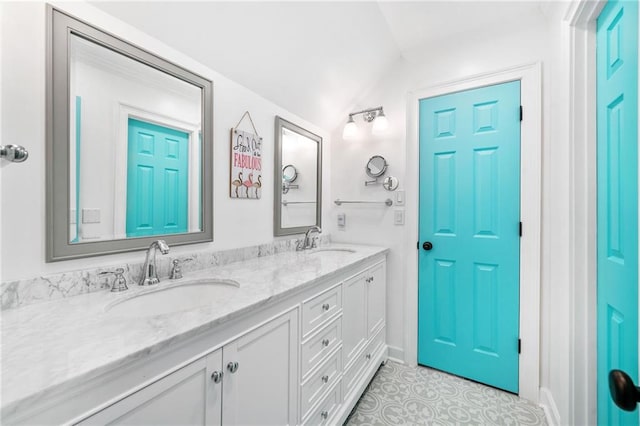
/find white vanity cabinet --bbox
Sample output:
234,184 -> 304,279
79,350 -> 223,426
7,252 -> 387,426
78,309 -> 298,426
341,261 -> 387,406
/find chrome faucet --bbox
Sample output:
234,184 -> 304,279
139,240 -> 170,286
297,226 -> 322,251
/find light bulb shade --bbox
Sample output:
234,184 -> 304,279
372,112 -> 389,134
342,117 -> 358,140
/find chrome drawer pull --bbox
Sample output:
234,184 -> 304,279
322,303 -> 330,311
321,410 -> 328,420
322,338 -> 330,347
322,374 -> 329,383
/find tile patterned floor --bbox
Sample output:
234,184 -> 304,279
345,361 -> 547,426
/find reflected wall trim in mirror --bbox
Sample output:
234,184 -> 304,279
46,6 -> 214,261
274,117 -> 322,236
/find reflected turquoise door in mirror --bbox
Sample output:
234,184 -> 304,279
126,118 -> 189,237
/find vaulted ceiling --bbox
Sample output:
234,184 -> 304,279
92,1 -> 552,131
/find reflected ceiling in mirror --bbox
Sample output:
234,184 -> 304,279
48,7 -> 213,261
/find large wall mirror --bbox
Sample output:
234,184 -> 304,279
274,117 -> 322,236
47,7 -> 213,261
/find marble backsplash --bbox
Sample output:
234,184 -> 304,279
0,235 -> 331,311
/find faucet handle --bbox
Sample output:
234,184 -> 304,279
99,268 -> 128,292
170,259 -> 183,280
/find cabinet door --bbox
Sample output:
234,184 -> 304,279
366,262 -> 386,338
79,349 -> 223,426
342,273 -> 367,369
222,309 -> 299,426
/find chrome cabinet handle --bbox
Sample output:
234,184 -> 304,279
322,303 -> 330,311
322,375 -> 329,383
321,410 -> 328,420
322,338 -> 330,347
211,370 -> 223,383
227,361 -> 239,373
366,353 -> 371,360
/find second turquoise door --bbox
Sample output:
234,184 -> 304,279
418,81 -> 521,393
127,118 -> 189,237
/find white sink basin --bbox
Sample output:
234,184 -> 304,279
106,279 -> 239,317
308,248 -> 356,255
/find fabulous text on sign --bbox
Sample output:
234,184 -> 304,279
230,129 -> 263,199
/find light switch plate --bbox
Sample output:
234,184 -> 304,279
82,208 -> 101,224
394,209 -> 405,225
395,190 -> 405,206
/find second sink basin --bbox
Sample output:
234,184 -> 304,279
106,279 -> 240,317
308,248 -> 356,255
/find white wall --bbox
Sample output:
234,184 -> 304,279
0,1 -> 331,282
329,9 -> 574,421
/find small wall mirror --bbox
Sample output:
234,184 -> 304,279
47,7 -> 213,261
282,165 -> 298,183
366,155 -> 388,178
383,176 -> 400,191
274,117 -> 322,235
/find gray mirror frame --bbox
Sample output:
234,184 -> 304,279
46,6 -> 214,261
274,116 -> 322,236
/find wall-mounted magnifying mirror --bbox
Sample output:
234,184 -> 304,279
47,7 -> 213,261
282,164 -> 298,183
366,155 -> 388,178
275,117 -> 322,236
383,176 -> 399,191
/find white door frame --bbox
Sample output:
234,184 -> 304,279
404,62 -> 542,403
566,1 -> 640,424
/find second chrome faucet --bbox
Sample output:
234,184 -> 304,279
139,240 -> 170,286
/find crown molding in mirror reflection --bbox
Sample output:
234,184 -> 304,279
46,6 -> 214,261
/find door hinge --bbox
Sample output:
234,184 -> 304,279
519,221 -> 522,237
518,338 -> 522,354
520,105 -> 523,121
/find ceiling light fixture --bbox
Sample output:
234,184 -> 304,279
342,106 -> 389,140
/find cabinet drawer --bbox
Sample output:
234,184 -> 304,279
302,380 -> 341,426
300,348 -> 342,418
302,283 -> 342,338
301,317 -> 342,378
343,326 -> 385,402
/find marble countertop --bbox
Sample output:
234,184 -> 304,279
1,244 -> 387,417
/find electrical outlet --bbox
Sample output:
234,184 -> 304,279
337,213 -> 346,229
394,209 -> 405,225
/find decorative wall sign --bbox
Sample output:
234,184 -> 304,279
230,111 -> 263,199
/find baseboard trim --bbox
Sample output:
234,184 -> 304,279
539,387 -> 561,426
387,345 -> 404,363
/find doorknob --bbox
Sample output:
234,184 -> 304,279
422,242 -> 433,251
609,369 -> 640,411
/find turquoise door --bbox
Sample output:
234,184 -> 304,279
418,81 -> 521,393
596,0 -> 639,423
127,118 -> 189,237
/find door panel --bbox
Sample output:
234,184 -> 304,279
418,81 -> 521,393
596,0 -> 639,423
127,118 -> 189,237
